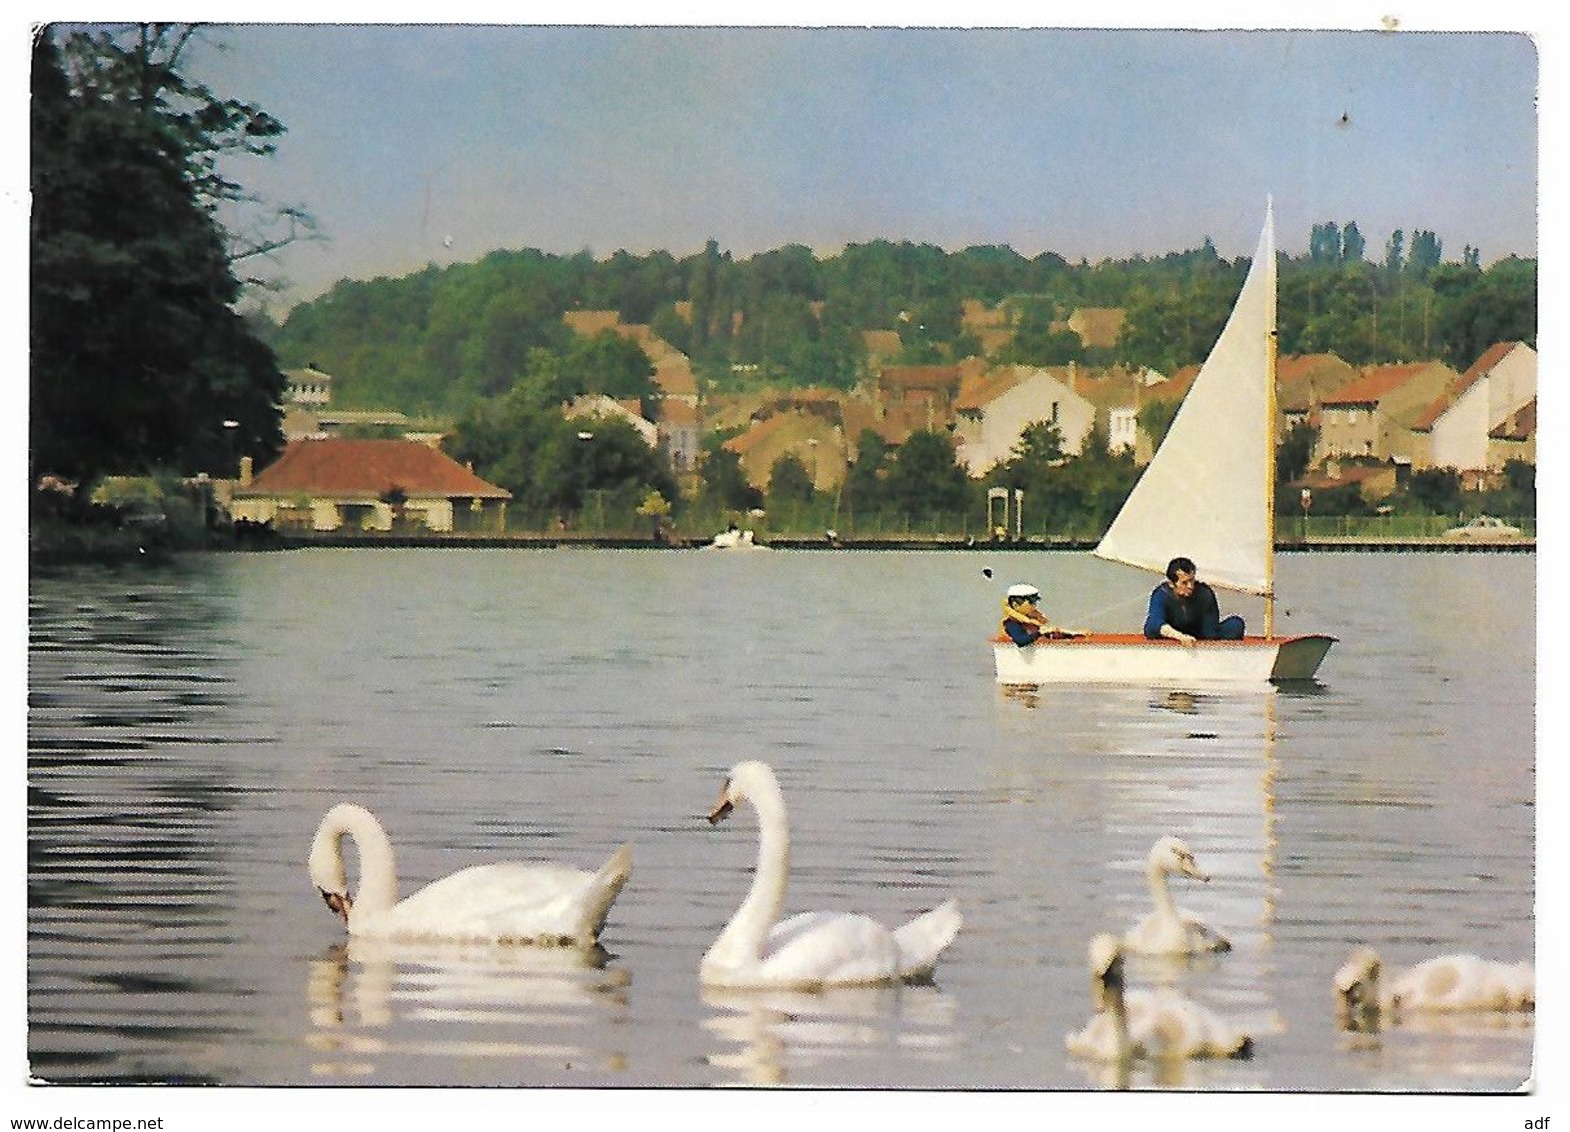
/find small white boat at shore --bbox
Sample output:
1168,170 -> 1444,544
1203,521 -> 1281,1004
994,201 -> 1335,686
705,526 -> 770,550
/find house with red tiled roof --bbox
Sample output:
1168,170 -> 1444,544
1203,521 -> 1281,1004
1314,360 -> 1458,466
1143,364 -> 1201,408
1411,342 -> 1536,473
876,364 -> 965,432
230,439 -> 510,533
951,365 -> 1096,476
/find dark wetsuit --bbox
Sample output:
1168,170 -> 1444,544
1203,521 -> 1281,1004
1144,580 -> 1245,640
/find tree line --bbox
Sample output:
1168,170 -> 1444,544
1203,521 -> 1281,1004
263,230 -> 1535,419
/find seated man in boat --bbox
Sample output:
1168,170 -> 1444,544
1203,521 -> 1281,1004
1144,557 -> 1245,642
1000,584 -> 1059,646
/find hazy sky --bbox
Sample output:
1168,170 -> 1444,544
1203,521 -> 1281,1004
175,18 -> 1541,311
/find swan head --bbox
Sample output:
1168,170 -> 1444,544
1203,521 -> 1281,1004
1088,933 -> 1126,1009
1150,836 -> 1210,882
309,803 -> 369,925
319,889 -> 352,923
1334,946 -> 1382,1020
708,760 -> 778,824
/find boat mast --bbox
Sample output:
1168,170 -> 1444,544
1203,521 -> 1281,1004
1265,323 -> 1278,638
1264,214 -> 1278,639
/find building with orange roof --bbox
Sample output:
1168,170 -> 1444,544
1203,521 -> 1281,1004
1410,342 -> 1536,473
231,438 -> 510,532
875,364 -> 965,432
1315,360 -> 1458,465
1143,364 -> 1201,407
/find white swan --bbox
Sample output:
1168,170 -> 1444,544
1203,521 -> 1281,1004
1066,933 -> 1252,1062
308,802 -> 631,947
1334,946 -> 1534,1025
1123,835 -> 1231,955
701,760 -> 962,989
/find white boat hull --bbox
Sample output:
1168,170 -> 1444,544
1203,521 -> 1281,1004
992,633 -> 1336,686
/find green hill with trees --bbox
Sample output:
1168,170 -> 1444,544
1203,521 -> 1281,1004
260,228 -> 1535,417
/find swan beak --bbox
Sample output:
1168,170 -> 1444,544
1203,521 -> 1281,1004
1180,855 -> 1211,882
320,889 -> 352,924
707,797 -> 734,825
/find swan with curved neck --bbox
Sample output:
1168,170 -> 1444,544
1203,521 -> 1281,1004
1334,946 -> 1534,1027
1066,933 -> 1252,1061
1123,836 -> 1231,955
702,761 -> 961,989
308,802 -> 631,947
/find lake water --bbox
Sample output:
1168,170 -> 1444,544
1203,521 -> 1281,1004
22,548 -> 1539,1114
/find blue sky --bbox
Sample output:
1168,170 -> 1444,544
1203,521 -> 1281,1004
174,17 -> 1541,311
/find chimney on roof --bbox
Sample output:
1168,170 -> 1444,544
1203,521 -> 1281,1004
239,455 -> 253,487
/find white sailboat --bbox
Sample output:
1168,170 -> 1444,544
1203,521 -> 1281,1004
994,202 -> 1335,685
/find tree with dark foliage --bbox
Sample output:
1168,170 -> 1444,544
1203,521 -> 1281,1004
30,25 -> 289,497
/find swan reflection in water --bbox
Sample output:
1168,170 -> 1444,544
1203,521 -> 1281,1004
701,983 -> 958,1086
305,937 -> 630,1081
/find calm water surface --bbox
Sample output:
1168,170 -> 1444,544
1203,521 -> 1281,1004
26,549 -> 1536,1095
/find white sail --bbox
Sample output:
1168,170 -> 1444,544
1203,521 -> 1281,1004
1095,203 -> 1277,596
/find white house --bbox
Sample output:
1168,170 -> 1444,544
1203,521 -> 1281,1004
1106,406 -> 1140,456
952,365 -> 1096,476
1414,342 -> 1537,472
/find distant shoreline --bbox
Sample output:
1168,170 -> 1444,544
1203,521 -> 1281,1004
265,532 -> 1535,554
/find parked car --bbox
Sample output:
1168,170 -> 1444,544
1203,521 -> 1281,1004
1443,515 -> 1524,540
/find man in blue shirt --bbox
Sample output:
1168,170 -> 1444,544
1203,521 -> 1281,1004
1144,556 -> 1245,642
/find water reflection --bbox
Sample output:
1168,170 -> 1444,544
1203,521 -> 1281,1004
700,983 -> 958,1086
1333,1011 -> 1537,1088
997,681 -> 1287,1090
305,938 -> 631,1081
